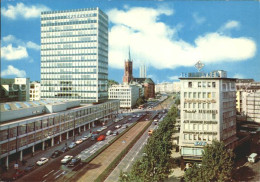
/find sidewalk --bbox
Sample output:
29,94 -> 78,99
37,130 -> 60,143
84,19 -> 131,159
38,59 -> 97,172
0,119 -> 115,180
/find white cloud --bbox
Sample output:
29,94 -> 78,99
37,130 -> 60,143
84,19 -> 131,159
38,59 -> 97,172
2,2 -> 50,19
168,75 -> 179,81
3,35 -> 16,42
1,44 -> 28,60
108,7 -> 256,70
1,65 -> 26,77
233,73 -> 245,79
222,20 -> 240,30
192,12 -> 206,25
26,41 -> 41,50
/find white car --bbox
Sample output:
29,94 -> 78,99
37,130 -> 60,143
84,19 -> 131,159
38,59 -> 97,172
36,157 -> 49,166
61,155 -> 73,164
68,142 -> 76,149
106,130 -> 112,136
115,125 -> 121,129
82,134 -> 90,141
97,128 -> 103,132
102,126 -> 107,130
75,139 -> 83,144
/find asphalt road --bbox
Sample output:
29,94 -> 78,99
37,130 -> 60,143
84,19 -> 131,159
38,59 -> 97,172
105,113 -> 162,182
16,115 -> 138,182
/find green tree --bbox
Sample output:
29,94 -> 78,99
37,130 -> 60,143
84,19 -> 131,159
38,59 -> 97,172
108,79 -> 119,87
136,96 -> 146,106
184,140 -> 235,182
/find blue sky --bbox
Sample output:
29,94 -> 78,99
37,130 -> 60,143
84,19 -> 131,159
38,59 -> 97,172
1,0 -> 260,83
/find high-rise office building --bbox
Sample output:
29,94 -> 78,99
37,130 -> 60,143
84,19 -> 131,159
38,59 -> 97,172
139,64 -> 146,78
179,70 -> 238,161
40,8 -> 108,103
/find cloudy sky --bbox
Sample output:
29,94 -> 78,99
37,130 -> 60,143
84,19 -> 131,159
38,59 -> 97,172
1,0 -> 260,83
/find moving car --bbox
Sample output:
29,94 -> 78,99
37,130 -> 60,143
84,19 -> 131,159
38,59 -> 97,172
97,135 -> 106,141
36,157 -> 49,166
68,157 -> 81,167
68,142 -> 76,149
24,164 -> 35,172
113,131 -> 119,136
91,133 -> 99,141
115,125 -> 121,129
82,134 -> 91,141
97,128 -> 103,132
248,153 -> 258,163
148,130 -> 153,135
61,155 -> 73,164
123,125 -> 128,129
61,146 -> 69,153
102,126 -> 107,130
51,150 -> 62,158
75,139 -> 83,144
106,130 -> 112,136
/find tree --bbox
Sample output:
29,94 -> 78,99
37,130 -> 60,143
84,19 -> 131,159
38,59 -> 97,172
136,96 -> 146,106
119,105 -> 178,182
108,79 -> 119,87
184,140 -> 235,182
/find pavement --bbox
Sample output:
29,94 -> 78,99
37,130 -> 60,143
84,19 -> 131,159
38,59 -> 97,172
0,119 -> 114,181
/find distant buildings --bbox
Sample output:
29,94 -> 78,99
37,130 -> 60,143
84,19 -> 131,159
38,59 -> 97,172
40,8 -> 108,103
108,84 -> 139,108
236,79 -> 260,123
30,81 -> 41,101
179,70 -> 238,161
0,78 -> 30,103
155,82 -> 181,93
0,100 -> 119,168
139,64 -> 147,78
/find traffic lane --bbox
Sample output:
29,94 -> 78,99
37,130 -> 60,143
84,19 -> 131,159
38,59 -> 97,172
17,115 -> 145,182
17,119 -> 129,182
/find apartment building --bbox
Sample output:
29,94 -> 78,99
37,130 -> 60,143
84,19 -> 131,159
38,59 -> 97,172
30,81 -> 41,101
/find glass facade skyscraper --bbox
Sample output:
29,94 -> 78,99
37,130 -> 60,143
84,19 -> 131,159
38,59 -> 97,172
40,8 -> 108,103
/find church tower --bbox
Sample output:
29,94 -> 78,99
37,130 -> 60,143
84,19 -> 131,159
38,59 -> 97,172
123,48 -> 133,84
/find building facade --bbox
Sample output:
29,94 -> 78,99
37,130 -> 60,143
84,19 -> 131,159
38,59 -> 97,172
155,82 -> 181,93
179,71 -> 238,161
0,78 -> 30,103
133,78 -> 155,99
139,64 -> 146,78
236,79 -> 260,123
30,82 -> 41,101
108,84 -> 139,108
0,100 -> 119,168
40,8 -> 108,103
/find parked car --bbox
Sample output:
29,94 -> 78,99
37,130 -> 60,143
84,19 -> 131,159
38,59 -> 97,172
36,157 -> 49,166
115,125 -> 121,129
102,126 -> 107,130
106,130 -> 112,136
68,157 -> 81,167
61,155 -> 73,164
113,131 -> 119,136
97,128 -> 103,132
248,153 -> 258,163
61,146 -> 69,153
97,135 -> 106,141
68,142 -> 76,149
75,139 -> 83,145
24,164 -> 35,172
13,169 -> 25,180
51,150 -> 62,158
91,133 -> 99,141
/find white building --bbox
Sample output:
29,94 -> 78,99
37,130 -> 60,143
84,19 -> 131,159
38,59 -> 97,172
179,70 -> 238,161
155,82 -> 181,93
40,8 -> 108,103
30,82 -> 41,101
139,64 -> 147,78
108,84 -> 140,108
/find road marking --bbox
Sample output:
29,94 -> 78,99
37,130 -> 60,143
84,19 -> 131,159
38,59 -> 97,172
53,169 -> 61,176
55,171 -> 66,179
43,169 -> 54,178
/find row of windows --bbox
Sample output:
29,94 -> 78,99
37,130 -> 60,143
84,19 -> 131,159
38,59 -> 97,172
41,25 -> 97,32
41,87 -> 98,92
184,102 -> 217,109
42,42 -> 97,49
42,48 -> 98,55
183,123 -> 217,131
184,92 -> 216,99
41,74 -> 96,79
41,55 -> 98,61
183,112 -> 217,120
41,13 -> 97,20
41,40 -> 97,45
183,134 -> 217,141
184,81 -> 217,89
41,20 -> 98,27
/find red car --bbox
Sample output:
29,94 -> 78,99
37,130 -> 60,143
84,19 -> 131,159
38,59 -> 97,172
97,135 -> 106,141
13,169 -> 25,180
